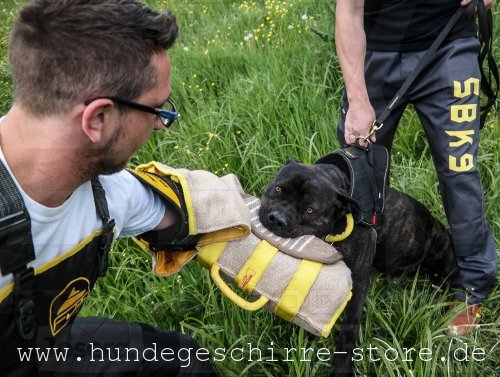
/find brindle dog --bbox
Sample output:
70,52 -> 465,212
259,160 -> 457,376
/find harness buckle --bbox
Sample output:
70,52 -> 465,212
14,267 -> 36,340
16,298 -> 36,340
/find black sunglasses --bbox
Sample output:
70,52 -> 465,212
84,96 -> 179,128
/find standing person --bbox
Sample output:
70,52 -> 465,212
335,0 -> 497,335
0,0 -> 218,375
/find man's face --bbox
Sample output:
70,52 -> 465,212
95,52 -> 173,175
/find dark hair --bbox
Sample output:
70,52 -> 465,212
9,0 -> 178,116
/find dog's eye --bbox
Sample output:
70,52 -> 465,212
275,185 -> 282,193
306,207 -> 314,214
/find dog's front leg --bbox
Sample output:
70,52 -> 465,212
330,227 -> 377,376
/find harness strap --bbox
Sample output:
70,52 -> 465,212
91,178 -> 111,222
0,159 -> 36,340
0,159 -> 35,275
91,178 -> 115,277
359,145 -> 383,224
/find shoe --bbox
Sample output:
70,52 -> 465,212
446,303 -> 481,336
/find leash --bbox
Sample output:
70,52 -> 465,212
477,1 -> 499,127
358,0 -> 495,144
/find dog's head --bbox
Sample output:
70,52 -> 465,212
259,160 -> 357,238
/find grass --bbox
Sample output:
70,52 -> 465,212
1,1 -> 499,376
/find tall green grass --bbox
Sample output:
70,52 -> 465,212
1,1 -> 499,376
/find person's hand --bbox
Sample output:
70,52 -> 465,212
460,0 -> 496,11
344,102 -> 377,147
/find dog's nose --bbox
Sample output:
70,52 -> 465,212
267,210 -> 288,228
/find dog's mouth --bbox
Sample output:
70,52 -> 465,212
258,208 -> 293,237
263,225 -> 302,238
258,207 -> 316,239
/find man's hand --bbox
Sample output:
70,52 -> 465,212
460,0 -> 496,10
344,101 -> 376,147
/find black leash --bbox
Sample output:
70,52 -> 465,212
477,1 -> 499,127
360,0 -> 496,144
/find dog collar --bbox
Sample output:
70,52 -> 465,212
324,213 -> 354,243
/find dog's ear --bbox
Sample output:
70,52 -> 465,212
316,163 -> 360,214
336,190 -> 360,215
285,158 -> 300,165
316,163 -> 350,192
333,177 -> 361,215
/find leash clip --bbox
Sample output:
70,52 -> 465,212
355,121 -> 382,147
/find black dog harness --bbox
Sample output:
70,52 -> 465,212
316,144 -> 389,227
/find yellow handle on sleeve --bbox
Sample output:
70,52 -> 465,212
210,264 -> 269,311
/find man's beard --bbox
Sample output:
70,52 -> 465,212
80,122 -> 130,179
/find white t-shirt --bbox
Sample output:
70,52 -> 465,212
0,147 -> 165,290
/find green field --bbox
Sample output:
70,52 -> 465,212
1,1 -> 499,376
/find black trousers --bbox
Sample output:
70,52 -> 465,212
337,37 -> 497,304
35,317 -> 218,376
